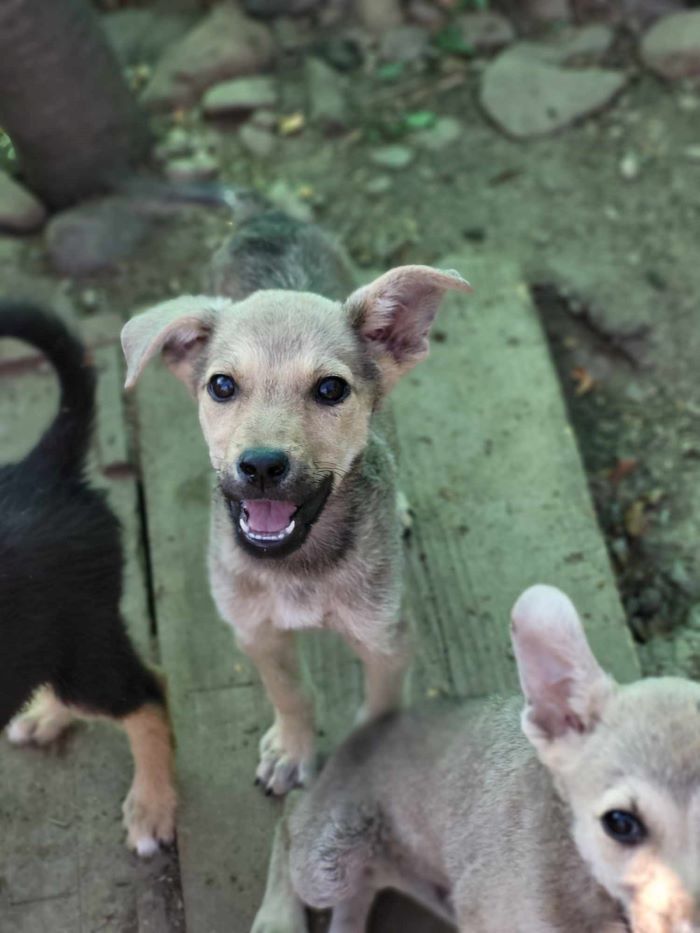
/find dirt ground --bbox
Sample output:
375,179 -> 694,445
2,10 -> 700,682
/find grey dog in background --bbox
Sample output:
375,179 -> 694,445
121,205 -> 471,795
253,584 -> 700,933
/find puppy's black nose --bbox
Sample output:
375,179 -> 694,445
237,448 -> 290,487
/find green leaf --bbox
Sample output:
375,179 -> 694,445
376,61 -> 406,81
433,25 -> 474,57
403,110 -> 437,130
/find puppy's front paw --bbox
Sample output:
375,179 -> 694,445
251,904 -> 307,933
256,723 -> 314,797
122,782 -> 177,858
7,690 -> 75,746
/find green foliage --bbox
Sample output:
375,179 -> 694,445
403,110 -> 437,131
376,61 -> 406,82
433,24 -> 474,57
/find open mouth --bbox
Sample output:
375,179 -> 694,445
239,499 -> 298,544
226,474 -> 333,558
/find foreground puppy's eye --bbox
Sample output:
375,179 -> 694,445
315,376 -> 350,406
208,373 -> 237,401
601,810 -> 647,846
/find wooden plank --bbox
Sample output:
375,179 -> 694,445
133,255 -> 638,933
0,314 -> 182,933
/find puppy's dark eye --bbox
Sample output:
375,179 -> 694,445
601,810 -> 647,846
208,373 -> 237,401
315,376 -> 349,406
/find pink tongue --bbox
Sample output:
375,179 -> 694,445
243,499 -> 297,533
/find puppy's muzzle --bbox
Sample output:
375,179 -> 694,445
237,447 -> 290,490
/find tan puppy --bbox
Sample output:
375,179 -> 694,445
121,211 -> 471,794
253,585 -> 700,933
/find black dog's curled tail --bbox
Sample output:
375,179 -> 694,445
0,302 -> 95,478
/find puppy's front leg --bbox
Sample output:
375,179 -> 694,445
347,628 -> 411,723
241,627 -> 315,796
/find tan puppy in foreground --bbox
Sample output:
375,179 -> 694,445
253,585 -> 700,933
121,209 -> 471,794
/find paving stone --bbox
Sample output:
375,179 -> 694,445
370,144 -> 416,169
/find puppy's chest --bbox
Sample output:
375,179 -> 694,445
236,576 -> 334,632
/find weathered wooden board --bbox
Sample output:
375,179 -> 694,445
133,254 -> 638,932
0,313 -> 182,933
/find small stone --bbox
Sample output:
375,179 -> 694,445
46,198 -> 151,276
684,144 -> 700,162
142,2 -> 275,111
370,145 -> 416,170
456,12 -> 515,54
620,152 -> 640,180
357,0 -> 403,33
414,116 -> 462,150
165,151 -> 220,182
203,76 -> 278,116
523,0 -> 572,22
379,25 -> 430,63
239,123 -> 276,158
641,11 -> 700,80
0,171 -> 46,233
304,57 -> 349,132
80,288 -> 99,311
365,175 -> 392,194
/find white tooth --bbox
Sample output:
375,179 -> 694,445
240,514 -> 250,533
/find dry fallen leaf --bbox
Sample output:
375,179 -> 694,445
279,112 -> 305,136
608,457 -> 638,485
571,366 -> 597,396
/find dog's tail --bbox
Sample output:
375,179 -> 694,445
0,302 -> 95,478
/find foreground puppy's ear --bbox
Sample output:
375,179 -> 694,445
511,585 -> 615,757
121,296 -> 227,390
345,265 -> 472,389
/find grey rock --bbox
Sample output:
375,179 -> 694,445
251,109 -> 279,129
521,0 -> 571,22
406,0 -> 446,28
102,9 -> 195,66
142,2 -> 275,111
305,57 -> 349,131
0,171 -> 46,233
509,25 -> 614,67
456,12 -> 515,54
239,123 -> 276,158
370,144 -> 415,169
641,11 -> 700,79
46,198 -> 151,276
414,116 -> 462,150
203,76 -> 278,116
480,47 -> 627,138
379,25 -> 430,63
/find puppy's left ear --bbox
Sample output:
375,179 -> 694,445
345,265 -> 472,391
511,585 -> 615,768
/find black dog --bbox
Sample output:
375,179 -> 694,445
0,303 -> 176,855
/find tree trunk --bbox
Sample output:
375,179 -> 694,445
0,0 -> 151,209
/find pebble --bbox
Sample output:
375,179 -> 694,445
370,145 -> 415,169
165,151 -> 220,182
365,175 -> 392,194
414,116 -> 462,150
619,152 -> 640,180
456,12 -> 515,54
202,76 -> 278,116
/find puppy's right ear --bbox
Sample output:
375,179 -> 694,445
121,296 -> 229,390
511,585 -> 615,768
